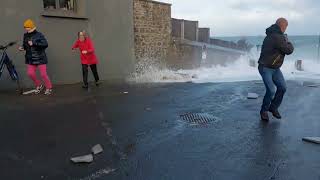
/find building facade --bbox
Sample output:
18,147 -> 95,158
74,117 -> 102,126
0,0 -> 135,90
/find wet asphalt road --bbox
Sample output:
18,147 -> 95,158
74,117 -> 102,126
1,80 -> 320,180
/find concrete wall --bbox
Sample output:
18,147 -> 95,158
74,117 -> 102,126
172,18 -> 182,39
0,0 -> 135,90
171,18 -> 198,41
167,38 -> 244,70
210,38 -> 252,51
198,28 -> 210,43
210,38 -> 237,49
133,0 -> 171,65
184,20 -> 198,41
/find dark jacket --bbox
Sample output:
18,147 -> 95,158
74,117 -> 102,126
258,24 -> 294,69
23,30 -> 48,65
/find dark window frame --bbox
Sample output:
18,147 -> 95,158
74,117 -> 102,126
42,0 -> 88,19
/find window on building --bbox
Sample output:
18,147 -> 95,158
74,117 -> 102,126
43,0 -> 76,11
59,0 -> 76,11
43,0 -> 56,10
42,0 -> 86,19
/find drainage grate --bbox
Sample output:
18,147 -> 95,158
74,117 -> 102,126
180,113 -> 217,125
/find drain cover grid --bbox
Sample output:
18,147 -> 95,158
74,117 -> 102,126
180,113 -> 216,125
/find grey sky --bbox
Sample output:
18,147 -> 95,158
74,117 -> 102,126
158,0 -> 320,36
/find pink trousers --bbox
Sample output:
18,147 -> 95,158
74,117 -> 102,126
27,64 -> 52,89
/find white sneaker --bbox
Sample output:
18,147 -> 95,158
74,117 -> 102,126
35,85 -> 44,94
44,89 -> 53,95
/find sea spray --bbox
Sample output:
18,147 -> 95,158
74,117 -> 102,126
129,36 -> 320,83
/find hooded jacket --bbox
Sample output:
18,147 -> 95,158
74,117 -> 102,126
23,30 -> 48,65
258,24 -> 294,69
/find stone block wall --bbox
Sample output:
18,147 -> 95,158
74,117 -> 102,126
133,0 -> 245,72
133,0 -> 171,64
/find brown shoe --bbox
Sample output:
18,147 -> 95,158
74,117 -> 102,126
269,109 -> 282,119
260,111 -> 269,121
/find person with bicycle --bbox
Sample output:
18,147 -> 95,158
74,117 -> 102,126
18,19 -> 53,95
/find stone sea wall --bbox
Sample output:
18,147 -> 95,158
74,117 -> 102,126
133,0 -> 171,65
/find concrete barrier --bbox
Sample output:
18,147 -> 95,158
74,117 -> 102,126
295,60 -> 303,71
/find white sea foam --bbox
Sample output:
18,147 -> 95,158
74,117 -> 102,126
129,36 -> 320,84
129,55 -> 320,83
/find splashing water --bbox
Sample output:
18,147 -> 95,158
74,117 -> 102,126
129,55 -> 320,84
129,36 -> 320,83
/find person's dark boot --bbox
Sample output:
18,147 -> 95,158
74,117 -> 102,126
269,109 -> 282,119
260,111 -> 269,121
82,84 -> 88,89
95,81 -> 101,87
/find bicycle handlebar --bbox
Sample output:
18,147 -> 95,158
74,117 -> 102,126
0,41 -> 17,50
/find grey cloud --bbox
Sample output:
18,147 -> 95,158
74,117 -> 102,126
229,2 -> 255,11
158,0 -> 320,36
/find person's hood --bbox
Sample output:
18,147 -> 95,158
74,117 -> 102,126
266,24 -> 283,36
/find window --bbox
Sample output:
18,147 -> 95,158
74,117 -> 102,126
59,0 -> 75,11
42,0 -> 87,19
43,0 -> 56,10
43,0 -> 75,11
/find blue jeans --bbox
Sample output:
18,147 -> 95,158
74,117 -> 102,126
258,65 -> 287,113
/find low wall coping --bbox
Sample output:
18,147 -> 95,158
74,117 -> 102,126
174,38 -> 246,55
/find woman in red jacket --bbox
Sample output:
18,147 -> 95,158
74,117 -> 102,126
72,31 -> 100,88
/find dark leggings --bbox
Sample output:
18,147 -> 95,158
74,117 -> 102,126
82,64 -> 100,85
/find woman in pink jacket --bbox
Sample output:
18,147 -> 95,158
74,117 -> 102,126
72,31 -> 100,88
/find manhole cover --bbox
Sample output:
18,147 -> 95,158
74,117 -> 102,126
180,113 -> 217,125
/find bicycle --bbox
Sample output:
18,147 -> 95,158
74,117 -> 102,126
0,41 -> 22,93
